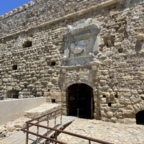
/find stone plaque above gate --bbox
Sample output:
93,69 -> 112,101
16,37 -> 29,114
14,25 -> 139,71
62,18 -> 101,66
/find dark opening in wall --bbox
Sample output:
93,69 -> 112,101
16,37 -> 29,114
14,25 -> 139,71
24,84 -> 27,88
115,93 -> 118,98
51,61 -> 56,66
103,95 -> 106,98
48,89 -> 50,92
23,40 -> 32,48
7,90 -> 19,99
51,99 -> 56,103
118,48 -> 123,53
108,103 -> 112,107
48,61 -> 56,67
12,65 -> 17,70
136,111 -> 144,125
141,96 -> 144,100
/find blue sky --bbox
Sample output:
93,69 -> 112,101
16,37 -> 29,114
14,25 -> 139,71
0,0 -> 34,16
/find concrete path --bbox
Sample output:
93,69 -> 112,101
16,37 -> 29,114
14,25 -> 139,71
0,116 -> 77,144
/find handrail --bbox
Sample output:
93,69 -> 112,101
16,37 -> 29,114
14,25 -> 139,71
22,107 -> 113,144
22,108 -> 62,144
22,128 -> 66,144
22,122 -> 113,144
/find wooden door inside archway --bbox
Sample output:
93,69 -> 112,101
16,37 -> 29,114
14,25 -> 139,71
67,83 -> 94,119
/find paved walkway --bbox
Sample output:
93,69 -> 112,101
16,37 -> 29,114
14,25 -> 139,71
0,116 -> 76,144
58,118 -> 144,144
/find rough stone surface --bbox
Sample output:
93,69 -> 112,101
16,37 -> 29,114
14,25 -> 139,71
25,103 -> 61,119
58,118 -> 144,144
0,0 -> 144,123
0,117 -> 30,139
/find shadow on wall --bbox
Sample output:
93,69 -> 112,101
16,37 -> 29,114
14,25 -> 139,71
7,89 -> 19,99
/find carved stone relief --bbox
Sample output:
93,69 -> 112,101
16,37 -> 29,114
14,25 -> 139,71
62,18 -> 101,66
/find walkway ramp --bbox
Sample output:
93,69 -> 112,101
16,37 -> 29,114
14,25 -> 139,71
1,116 -> 77,144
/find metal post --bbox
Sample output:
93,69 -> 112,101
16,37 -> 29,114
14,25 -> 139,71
36,119 -> 39,144
47,115 -> 49,135
77,109 -> 79,117
55,131 -> 57,144
55,111 -> 56,126
11,92 -> 13,99
26,123 -> 29,144
60,109 -> 62,125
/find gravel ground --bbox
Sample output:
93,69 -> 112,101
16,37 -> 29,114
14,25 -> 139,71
0,117 -> 30,139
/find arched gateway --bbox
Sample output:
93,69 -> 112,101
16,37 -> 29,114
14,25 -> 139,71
67,83 -> 94,119
59,18 -> 101,120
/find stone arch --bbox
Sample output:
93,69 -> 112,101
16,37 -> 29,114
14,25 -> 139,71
66,83 -> 94,119
7,89 -> 19,99
64,81 -> 93,91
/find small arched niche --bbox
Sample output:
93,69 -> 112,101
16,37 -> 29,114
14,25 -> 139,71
136,110 -> 144,125
12,65 -> 18,70
23,40 -> 32,48
7,90 -> 19,99
47,60 -> 56,67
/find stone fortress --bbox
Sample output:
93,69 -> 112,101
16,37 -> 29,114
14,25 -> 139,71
0,0 -> 144,124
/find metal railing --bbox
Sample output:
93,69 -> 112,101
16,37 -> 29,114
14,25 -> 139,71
22,108 -> 62,144
22,122 -> 113,144
22,108 -> 113,144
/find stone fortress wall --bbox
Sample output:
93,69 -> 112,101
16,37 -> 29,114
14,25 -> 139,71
0,0 -> 144,123
0,0 -> 115,37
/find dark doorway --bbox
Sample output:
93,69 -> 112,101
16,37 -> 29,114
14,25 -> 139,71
136,111 -> 144,125
67,83 -> 94,119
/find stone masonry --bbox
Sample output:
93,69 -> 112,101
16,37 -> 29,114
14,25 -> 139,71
0,0 -> 144,123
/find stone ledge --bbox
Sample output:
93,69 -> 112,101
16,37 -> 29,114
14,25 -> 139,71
25,103 -> 61,119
